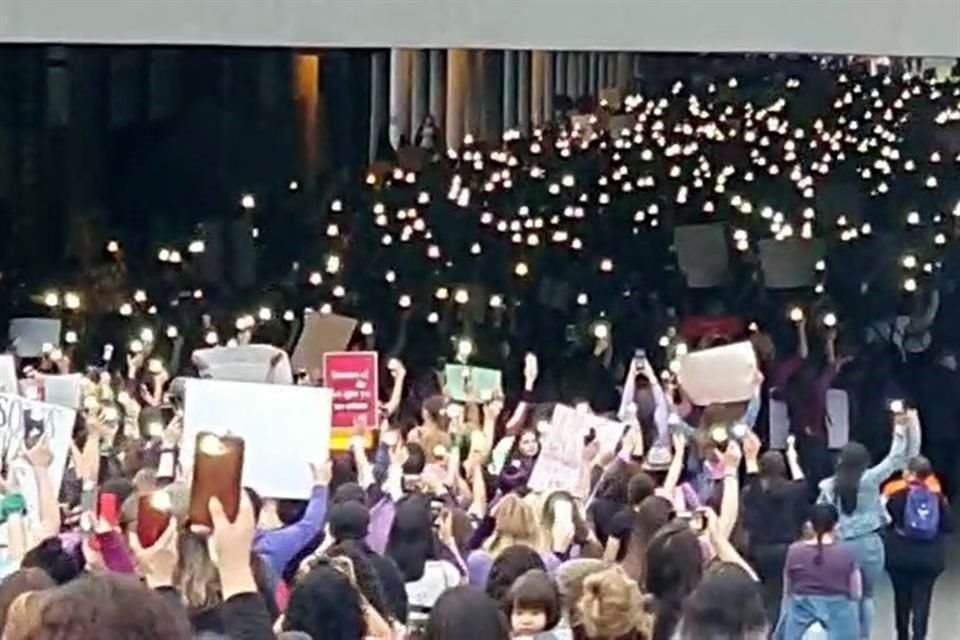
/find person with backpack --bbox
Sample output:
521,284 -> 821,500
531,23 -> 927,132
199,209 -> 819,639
884,456 -> 953,640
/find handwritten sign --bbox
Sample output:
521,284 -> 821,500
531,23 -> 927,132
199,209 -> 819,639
323,352 -> 378,449
443,365 -> 502,402
528,405 -> 585,496
0,394 -> 75,523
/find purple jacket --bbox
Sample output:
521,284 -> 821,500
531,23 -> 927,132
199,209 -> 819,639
253,485 -> 328,577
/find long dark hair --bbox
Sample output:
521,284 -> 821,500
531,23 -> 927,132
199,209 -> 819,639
757,451 -> 790,495
385,494 -> 439,582
834,442 -> 871,515
808,503 -> 839,565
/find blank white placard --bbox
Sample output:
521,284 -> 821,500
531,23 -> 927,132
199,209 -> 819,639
182,378 -> 331,499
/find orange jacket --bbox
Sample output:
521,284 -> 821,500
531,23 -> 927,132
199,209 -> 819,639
882,474 -> 942,497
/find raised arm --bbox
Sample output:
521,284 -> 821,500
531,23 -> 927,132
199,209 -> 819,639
382,359 -> 407,419
862,414 -> 909,486
661,431 -> 688,497
717,442 -> 741,542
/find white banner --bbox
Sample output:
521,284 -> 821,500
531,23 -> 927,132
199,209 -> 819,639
182,378 -> 332,499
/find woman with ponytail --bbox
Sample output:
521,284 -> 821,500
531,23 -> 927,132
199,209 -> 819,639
815,408 -> 920,639
777,504 -> 860,640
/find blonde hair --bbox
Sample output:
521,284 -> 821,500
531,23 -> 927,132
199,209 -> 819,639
577,567 -> 653,640
173,531 -> 222,613
484,494 -> 539,556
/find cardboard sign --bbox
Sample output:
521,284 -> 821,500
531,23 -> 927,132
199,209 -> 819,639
0,394 -> 75,523
443,364 -> 503,402
291,313 -> 358,373
677,341 -> 761,405
0,356 -> 16,395
769,388 -> 850,450
528,405 -> 587,497
192,344 -> 293,385
323,351 -> 378,449
758,238 -> 825,289
182,378 -> 332,499
8,318 -> 61,358
674,224 -> 730,288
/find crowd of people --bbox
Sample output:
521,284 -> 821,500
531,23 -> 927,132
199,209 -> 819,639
1,55 -> 959,639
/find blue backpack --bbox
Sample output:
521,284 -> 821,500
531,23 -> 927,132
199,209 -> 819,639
901,484 -> 940,541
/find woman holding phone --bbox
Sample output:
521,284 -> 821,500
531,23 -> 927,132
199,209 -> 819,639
816,408 -> 920,639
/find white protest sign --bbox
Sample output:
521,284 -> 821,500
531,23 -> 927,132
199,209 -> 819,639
769,388 -> 849,450
674,224 -> 730,288
528,405 -> 585,497
0,394 -> 75,523
528,405 -> 625,497
38,374 -> 84,409
182,378 -> 331,499
8,319 -> 61,358
678,341 -> 761,405
192,344 -> 293,385
0,356 -> 16,395
758,238 -> 824,289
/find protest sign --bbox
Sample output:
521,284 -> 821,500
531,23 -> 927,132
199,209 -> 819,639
758,238 -> 825,289
528,405 -> 587,497
38,374 -> 84,409
678,341 -> 761,405
0,394 -> 75,524
323,351 -> 378,450
8,318 -> 61,358
291,312 -> 358,373
443,364 -> 503,402
769,388 -> 849,450
192,344 -> 293,385
674,224 -> 730,288
182,378 -> 332,499
0,355 -> 16,395
528,405 -> 626,497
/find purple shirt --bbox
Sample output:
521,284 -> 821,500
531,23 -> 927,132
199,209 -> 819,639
465,548 -> 562,586
253,485 -> 328,578
784,541 -> 857,597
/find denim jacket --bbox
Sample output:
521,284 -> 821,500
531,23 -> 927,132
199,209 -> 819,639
817,422 -> 919,540
774,595 -> 859,640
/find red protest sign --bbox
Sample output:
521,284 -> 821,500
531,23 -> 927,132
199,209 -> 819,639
322,351 -> 378,450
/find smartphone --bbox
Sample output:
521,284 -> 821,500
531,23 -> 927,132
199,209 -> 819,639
889,399 -> 905,414
188,433 -> 245,529
137,490 -> 173,548
635,348 -> 647,366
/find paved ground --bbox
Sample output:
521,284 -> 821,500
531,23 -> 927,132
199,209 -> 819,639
872,538 -> 958,640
